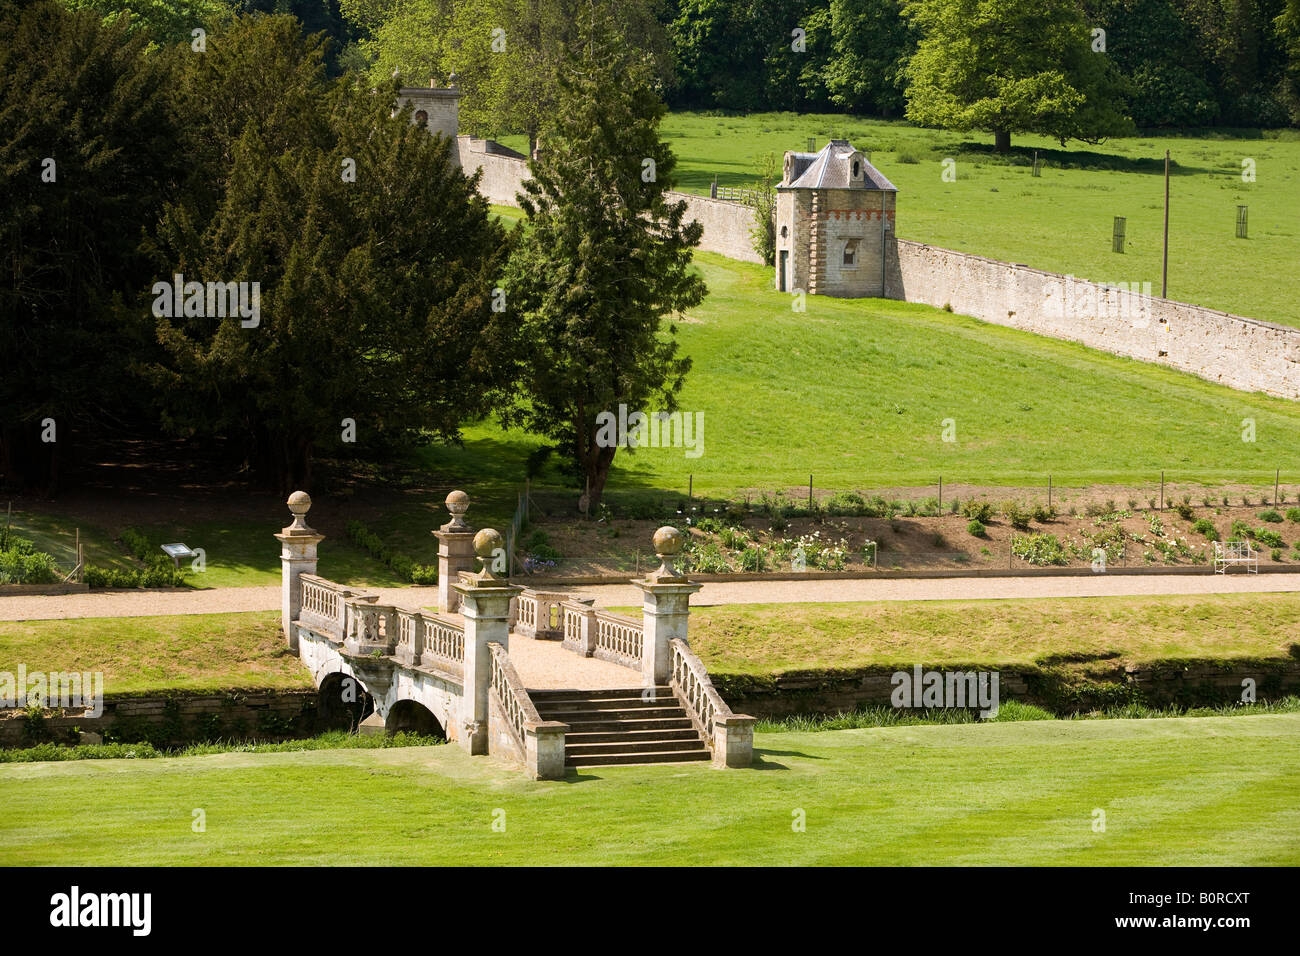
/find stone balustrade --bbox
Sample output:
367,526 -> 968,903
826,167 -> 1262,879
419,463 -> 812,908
513,590 -> 570,640
669,638 -> 754,768
488,642 -> 567,779
592,610 -> 643,670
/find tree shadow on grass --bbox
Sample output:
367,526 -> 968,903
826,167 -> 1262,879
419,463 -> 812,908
944,140 -> 1216,176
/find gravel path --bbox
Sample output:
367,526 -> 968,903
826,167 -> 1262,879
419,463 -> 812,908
2,573 -> 1295,623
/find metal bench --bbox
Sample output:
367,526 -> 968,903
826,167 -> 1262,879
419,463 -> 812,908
1213,540 -> 1258,574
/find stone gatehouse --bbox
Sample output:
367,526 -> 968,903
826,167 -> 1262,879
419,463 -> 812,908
775,140 -> 897,297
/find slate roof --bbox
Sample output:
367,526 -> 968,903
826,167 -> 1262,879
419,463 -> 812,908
785,140 -> 897,191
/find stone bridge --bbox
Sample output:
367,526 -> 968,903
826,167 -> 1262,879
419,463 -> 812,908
276,491 -> 754,779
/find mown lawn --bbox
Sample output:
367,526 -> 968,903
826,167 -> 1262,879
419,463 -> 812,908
1,715 -> 1295,864
450,252 -> 1300,501
687,592 -> 1300,676
0,611 -> 310,694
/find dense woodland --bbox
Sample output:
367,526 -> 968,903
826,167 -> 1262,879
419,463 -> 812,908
4,0 -> 1300,499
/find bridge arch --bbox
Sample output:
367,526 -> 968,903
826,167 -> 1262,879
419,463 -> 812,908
317,670 -> 374,731
385,699 -> 445,738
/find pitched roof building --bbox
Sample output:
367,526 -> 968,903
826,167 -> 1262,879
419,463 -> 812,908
775,140 -> 897,298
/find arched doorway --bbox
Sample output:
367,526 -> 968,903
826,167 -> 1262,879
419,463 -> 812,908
385,699 -> 445,739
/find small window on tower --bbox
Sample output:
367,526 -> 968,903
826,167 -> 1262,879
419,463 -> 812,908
852,160 -> 861,178
415,110 -> 429,127
843,238 -> 860,266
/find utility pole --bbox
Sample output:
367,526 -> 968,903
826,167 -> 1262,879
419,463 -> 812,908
1162,150 -> 1170,298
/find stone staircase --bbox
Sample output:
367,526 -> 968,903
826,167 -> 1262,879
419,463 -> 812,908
529,686 -> 711,767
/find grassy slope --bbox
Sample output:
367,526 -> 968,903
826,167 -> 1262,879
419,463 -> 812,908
651,113 -> 1300,328
1,715 -> 1295,864
0,611 -> 310,694
687,592 -> 1300,675
5,593 -> 1297,695
451,252 -> 1300,500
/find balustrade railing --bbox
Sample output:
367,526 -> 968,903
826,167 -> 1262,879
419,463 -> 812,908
669,638 -> 732,742
489,642 -> 544,752
592,610 -> 643,670
421,612 -> 465,674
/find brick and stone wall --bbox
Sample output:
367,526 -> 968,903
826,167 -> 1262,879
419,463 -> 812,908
713,659 -> 1300,718
1,689 -> 325,748
885,238 -> 1300,400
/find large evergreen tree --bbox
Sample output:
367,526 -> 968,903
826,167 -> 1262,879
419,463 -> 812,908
0,0 -> 183,490
150,14 -> 515,491
502,9 -> 705,508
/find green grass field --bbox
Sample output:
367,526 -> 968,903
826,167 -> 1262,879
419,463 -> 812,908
0,611 -> 309,694
446,251 -> 1300,502
1,715 -> 1295,864
652,113 -> 1298,327
688,592 -> 1300,675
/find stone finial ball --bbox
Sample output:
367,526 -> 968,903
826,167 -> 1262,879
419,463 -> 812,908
446,490 -> 470,515
653,526 -> 684,556
474,528 -> 503,559
287,491 -> 312,515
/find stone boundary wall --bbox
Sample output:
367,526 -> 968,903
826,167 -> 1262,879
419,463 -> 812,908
714,659 -> 1300,718
456,139 -> 761,263
885,238 -> 1300,400
0,689 -> 324,748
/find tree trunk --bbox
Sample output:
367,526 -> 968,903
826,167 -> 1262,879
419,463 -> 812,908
994,129 -> 1011,153
582,443 -> 617,512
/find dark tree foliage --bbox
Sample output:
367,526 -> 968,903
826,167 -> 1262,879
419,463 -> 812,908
503,9 -> 706,508
0,0 -> 183,490
149,14 -> 515,492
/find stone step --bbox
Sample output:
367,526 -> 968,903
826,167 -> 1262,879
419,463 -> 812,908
538,706 -> 689,723
533,697 -> 682,714
549,716 -> 696,733
567,749 -> 711,767
529,687 -> 670,700
566,728 -> 701,744
567,739 -> 706,757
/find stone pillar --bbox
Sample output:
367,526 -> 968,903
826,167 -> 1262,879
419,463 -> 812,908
274,491 -> 325,653
713,715 -> 757,768
434,489 -> 476,615
453,528 -> 521,755
634,526 -> 701,687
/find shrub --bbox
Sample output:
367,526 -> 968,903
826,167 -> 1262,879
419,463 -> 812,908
1255,528 -> 1285,549
347,520 -> 438,582
1258,509 -> 1283,523
1003,502 -> 1031,531
967,519 -> 987,538
736,545 -> 769,572
825,491 -> 867,517
1287,508 -> 1300,523
1032,504 -> 1056,523
1011,533 -> 1069,566
119,527 -> 153,562
0,536 -> 60,585
1230,519 -> 1252,540
1272,548 -> 1284,562
1174,503 -> 1194,521
84,562 -> 187,588
1190,518 -> 1218,541
962,501 -> 994,523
